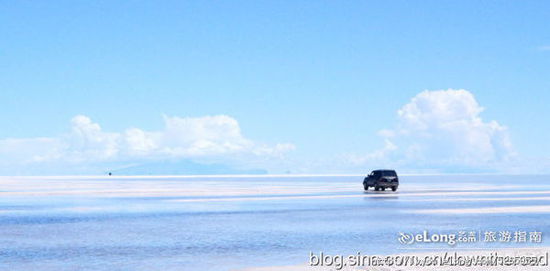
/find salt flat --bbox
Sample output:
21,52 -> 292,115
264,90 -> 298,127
0,175 -> 549,270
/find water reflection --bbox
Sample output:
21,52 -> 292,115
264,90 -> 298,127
0,175 -> 549,271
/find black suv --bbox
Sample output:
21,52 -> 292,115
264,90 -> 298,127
363,169 -> 399,191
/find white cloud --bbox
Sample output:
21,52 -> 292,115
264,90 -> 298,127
345,139 -> 397,166
0,137 -> 61,164
65,115 -> 120,162
123,128 -> 158,156
350,89 -> 515,171
0,115 -> 294,171
159,115 -> 254,156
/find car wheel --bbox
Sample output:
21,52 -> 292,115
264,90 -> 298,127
364,185 -> 368,191
375,186 -> 380,191
392,186 -> 397,191
381,187 -> 386,191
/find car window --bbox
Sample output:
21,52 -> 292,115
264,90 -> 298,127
381,171 -> 397,177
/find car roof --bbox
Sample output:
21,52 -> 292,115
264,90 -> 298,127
372,169 -> 396,172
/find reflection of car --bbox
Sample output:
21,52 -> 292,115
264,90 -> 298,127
363,169 -> 399,191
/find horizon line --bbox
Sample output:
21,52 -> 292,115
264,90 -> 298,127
1,172 -> 548,179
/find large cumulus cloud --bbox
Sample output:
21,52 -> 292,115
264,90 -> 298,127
349,89 -> 515,171
0,115 -> 295,170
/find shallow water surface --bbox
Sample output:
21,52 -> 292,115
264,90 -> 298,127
1,175 -> 549,270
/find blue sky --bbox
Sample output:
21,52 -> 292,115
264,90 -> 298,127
1,1 -> 549,174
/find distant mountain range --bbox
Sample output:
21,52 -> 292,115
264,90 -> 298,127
110,160 -> 268,175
